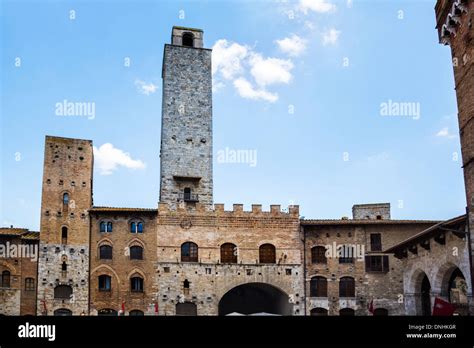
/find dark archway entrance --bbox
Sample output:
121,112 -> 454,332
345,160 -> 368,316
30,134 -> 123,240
421,274 -> 431,316
54,308 -> 72,316
218,283 -> 292,316
446,267 -> 469,315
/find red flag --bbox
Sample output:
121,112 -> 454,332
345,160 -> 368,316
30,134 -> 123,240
368,299 -> 374,315
155,302 -> 159,314
121,301 -> 125,315
432,297 -> 455,316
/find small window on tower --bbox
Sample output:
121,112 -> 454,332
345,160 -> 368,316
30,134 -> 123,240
182,32 -> 194,47
61,227 -> 68,244
62,193 -> 69,211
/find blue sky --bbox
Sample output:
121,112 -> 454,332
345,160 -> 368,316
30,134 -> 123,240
0,0 -> 466,231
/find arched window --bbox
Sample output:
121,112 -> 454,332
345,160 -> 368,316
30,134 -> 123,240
61,227 -> 68,244
98,308 -> 117,316
310,276 -> 327,297
62,193 -> 69,212
339,308 -> 355,316
311,246 -> 327,264
183,279 -> 190,295
220,243 -> 237,263
130,221 -> 144,234
339,277 -> 355,298
99,245 -> 113,260
98,275 -> 111,292
310,308 -> 328,316
181,242 -> 198,262
1,271 -> 11,288
130,245 -> 143,260
259,244 -> 276,264
129,310 -> 144,316
131,276 -> 144,292
54,285 -> 72,299
182,32 -> 194,47
373,308 -> 389,316
54,308 -> 72,316
25,278 -> 35,291
100,221 -> 113,233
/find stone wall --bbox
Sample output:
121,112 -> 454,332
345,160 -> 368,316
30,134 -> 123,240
352,203 -> 391,220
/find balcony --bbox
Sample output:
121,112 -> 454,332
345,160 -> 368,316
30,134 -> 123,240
178,192 -> 199,203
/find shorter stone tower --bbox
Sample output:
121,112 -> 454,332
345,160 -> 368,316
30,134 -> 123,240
36,136 -> 93,315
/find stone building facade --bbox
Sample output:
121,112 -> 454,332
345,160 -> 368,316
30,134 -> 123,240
0,228 -> 39,316
386,215 -> 473,315
1,22 -> 473,316
302,204 -> 438,316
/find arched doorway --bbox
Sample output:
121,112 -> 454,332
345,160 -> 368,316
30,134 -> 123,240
54,308 -> 72,316
310,308 -> 328,316
176,302 -> 197,316
373,308 -> 389,316
421,274 -> 431,316
440,266 -> 469,315
218,283 -> 292,316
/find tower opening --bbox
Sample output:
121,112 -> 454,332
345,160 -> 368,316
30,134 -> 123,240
182,32 -> 194,47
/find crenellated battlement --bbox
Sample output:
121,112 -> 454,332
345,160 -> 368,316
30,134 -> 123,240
158,202 -> 299,218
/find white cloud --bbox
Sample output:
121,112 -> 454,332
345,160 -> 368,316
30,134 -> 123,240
212,39 -> 249,80
135,80 -> 158,95
298,0 -> 336,14
233,78 -> 278,103
322,28 -> 341,45
436,127 -> 456,139
276,34 -> 308,57
249,54 -> 294,87
347,0 -> 353,8
93,143 -> 146,175
212,79 -> 226,93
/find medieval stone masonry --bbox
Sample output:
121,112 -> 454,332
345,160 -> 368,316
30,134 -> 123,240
0,2 -> 473,316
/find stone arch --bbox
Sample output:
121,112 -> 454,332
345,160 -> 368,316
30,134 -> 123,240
406,267 -> 431,294
218,282 -> 292,316
433,262 -> 472,298
127,268 -> 147,281
97,237 -> 113,247
408,269 -> 432,316
127,238 -> 145,249
0,261 -> 16,274
91,264 -> 121,285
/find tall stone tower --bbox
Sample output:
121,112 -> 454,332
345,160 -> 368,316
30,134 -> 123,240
159,26 -> 213,209
435,0 -> 474,313
37,136 -> 93,315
